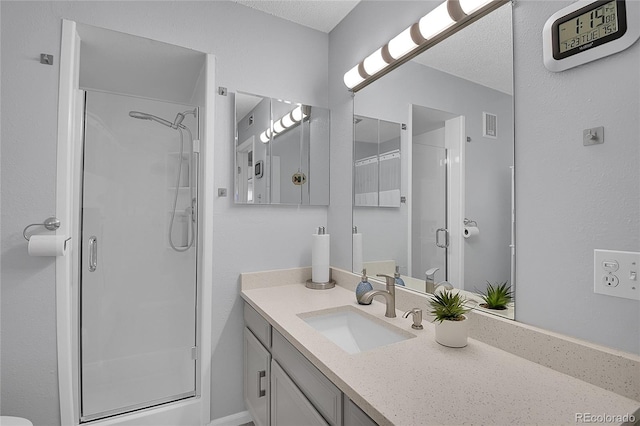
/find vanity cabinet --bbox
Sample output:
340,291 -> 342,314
244,328 -> 270,426
271,360 -> 328,426
245,303 -> 346,426
343,396 -> 378,426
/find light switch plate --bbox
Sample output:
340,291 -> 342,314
594,249 -> 640,301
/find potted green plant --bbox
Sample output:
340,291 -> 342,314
429,289 -> 470,348
477,281 -> 512,310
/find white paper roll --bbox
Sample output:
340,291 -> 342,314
28,235 -> 69,256
352,233 -> 363,274
463,226 -> 479,239
312,233 -> 330,283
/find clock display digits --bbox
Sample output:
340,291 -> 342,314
558,0 -> 619,53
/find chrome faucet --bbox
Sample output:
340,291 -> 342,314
425,267 -> 439,294
358,274 -> 396,318
425,267 -> 454,294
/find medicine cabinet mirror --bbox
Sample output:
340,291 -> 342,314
352,2 -> 514,319
234,91 -> 330,205
354,116 -> 403,208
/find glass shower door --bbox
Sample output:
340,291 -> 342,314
80,91 -> 198,421
411,143 -> 448,285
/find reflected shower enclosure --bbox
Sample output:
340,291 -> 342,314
80,90 -> 199,421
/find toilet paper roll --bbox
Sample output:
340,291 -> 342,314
28,235 -> 69,256
352,233 -> 363,274
312,233 -> 330,283
463,226 -> 479,239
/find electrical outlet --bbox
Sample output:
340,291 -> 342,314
594,249 -> 640,301
602,274 -> 619,287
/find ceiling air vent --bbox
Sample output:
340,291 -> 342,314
483,112 -> 497,139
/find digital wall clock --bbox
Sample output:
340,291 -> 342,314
543,0 -> 639,72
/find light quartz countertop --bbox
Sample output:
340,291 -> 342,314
241,280 -> 639,426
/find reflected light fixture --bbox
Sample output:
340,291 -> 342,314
343,0 -> 508,92
260,105 -> 310,143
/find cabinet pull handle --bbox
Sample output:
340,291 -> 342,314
88,236 -> 97,272
257,370 -> 266,398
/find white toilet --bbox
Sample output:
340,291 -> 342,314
0,416 -> 33,426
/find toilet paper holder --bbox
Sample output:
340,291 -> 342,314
463,218 -> 478,227
23,216 -> 62,241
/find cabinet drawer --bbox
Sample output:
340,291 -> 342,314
272,330 -> 343,426
271,360 -> 328,426
244,303 -> 271,348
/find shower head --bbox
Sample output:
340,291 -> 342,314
173,109 -> 198,128
129,109 -> 196,129
129,111 -> 175,128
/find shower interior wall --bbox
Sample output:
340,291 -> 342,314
0,2 -> 329,425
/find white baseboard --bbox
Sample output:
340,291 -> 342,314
208,411 -> 253,426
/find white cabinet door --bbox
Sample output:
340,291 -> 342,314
271,360 -> 328,426
244,328 -> 271,426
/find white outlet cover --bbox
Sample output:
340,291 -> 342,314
594,249 -> 640,301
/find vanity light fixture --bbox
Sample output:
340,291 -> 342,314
259,105 -> 309,143
343,0 -> 508,92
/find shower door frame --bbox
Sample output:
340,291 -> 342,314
54,20 -> 215,426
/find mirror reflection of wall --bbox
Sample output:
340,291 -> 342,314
234,92 -> 330,205
352,3 -> 514,319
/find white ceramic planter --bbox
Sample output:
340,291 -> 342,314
434,315 -> 469,348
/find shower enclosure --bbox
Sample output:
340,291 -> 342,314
80,90 -> 199,421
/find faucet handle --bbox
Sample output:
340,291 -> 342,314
376,274 -> 395,287
403,308 -> 423,330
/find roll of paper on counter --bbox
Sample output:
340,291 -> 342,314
307,226 -> 335,289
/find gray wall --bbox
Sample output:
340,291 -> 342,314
513,1 -> 638,353
329,0 -> 639,354
1,1 -> 328,424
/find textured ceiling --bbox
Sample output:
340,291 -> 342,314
231,0 -> 360,33
413,4 -> 513,95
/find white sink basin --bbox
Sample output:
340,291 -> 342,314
299,306 -> 414,354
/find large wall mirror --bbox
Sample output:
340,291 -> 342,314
235,92 -> 330,205
352,3 -> 514,319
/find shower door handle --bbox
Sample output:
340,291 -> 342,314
88,236 -> 97,272
435,228 -> 449,248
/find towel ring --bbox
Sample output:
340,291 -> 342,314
23,216 -> 60,241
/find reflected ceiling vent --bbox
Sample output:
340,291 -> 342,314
483,112 -> 497,139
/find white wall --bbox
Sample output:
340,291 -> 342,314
0,2 -> 328,425
329,0 -> 639,354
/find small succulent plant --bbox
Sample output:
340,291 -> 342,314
429,289 -> 469,323
478,281 -> 512,310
